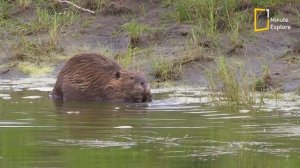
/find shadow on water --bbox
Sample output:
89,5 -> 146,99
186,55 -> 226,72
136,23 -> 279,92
1,78 -> 300,167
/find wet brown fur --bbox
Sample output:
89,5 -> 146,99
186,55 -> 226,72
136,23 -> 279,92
52,53 -> 152,102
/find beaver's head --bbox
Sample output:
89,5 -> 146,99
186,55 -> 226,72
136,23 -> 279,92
114,70 -> 152,103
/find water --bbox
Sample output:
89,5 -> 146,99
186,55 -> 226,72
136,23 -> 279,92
1,78 -> 300,168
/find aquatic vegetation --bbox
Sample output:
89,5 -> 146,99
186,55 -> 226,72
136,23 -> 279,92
206,56 -> 256,106
254,65 -> 272,92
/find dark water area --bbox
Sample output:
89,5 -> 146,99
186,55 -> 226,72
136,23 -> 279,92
1,78 -> 300,168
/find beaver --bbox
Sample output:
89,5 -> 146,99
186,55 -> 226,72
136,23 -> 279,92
51,53 -> 152,103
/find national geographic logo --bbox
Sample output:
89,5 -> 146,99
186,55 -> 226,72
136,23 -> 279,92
254,8 -> 291,32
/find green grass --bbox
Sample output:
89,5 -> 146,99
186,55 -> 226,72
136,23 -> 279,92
173,0 -> 231,39
0,0 -> 13,21
10,37 -> 55,62
19,0 -> 32,9
74,0 -> 107,11
115,48 -> 144,70
81,18 -> 95,28
173,0 -> 295,43
161,0 -> 172,8
255,65 -> 272,92
292,7 -> 300,26
151,56 -> 182,81
34,7 -> 78,33
0,1 -> 78,69
138,4 -> 147,16
250,0 -> 295,7
122,19 -> 151,45
151,40 -> 214,81
173,0 -> 295,24
206,56 -> 256,106
17,62 -> 53,77
49,14 -> 59,48
227,12 -> 248,46
1,4 -> 78,36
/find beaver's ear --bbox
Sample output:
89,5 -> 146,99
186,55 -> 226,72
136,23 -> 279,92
115,71 -> 120,79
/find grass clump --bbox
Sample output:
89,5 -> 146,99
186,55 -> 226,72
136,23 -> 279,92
151,56 -> 182,81
17,62 -> 53,77
161,0 -> 172,8
0,1 -> 13,20
19,0 -> 32,9
255,65 -> 272,92
10,37 -> 57,62
122,19 -> 151,45
6,7 -> 77,62
152,44 -> 213,81
207,56 -> 256,106
34,7 -> 77,33
114,48 -> 144,70
173,0 -> 294,44
174,0 -> 249,41
75,0 -> 107,11
48,15 -> 59,48
5,7 -> 77,38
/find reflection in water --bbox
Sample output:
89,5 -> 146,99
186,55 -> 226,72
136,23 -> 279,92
1,78 -> 300,167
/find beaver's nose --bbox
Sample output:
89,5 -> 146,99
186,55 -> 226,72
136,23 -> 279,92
140,82 -> 149,90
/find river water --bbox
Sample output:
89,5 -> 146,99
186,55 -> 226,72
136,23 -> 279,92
1,78 -> 300,168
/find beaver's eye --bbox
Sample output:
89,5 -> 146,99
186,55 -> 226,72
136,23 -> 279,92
130,77 -> 134,80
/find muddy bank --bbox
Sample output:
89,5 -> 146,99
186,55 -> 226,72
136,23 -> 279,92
0,1 -> 300,92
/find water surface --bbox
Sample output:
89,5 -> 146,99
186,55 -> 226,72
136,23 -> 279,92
1,78 -> 300,168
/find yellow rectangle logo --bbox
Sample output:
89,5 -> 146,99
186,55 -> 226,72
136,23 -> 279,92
254,8 -> 270,32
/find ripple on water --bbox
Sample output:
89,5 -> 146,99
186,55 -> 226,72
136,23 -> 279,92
0,121 -> 31,125
207,116 -> 251,120
0,94 -> 10,97
0,78 -> 55,91
0,121 -> 54,128
28,87 -> 53,92
0,94 -> 11,100
114,126 -> 133,129
184,141 -> 273,160
183,110 -> 218,114
268,125 -> 300,137
258,92 -> 300,112
56,139 -> 136,148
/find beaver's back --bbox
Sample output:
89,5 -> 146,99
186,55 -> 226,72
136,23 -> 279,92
52,53 -> 121,101
60,53 -> 121,76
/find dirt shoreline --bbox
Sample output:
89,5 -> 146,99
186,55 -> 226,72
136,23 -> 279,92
0,1 -> 300,92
